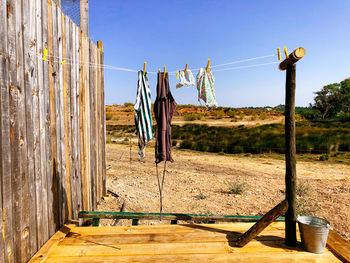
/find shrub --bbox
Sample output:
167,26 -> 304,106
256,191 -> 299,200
228,180 -> 247,195
172,140 -> 177,147
239,113 -> 245,120
196,192 -> 207,200
106,112 -> 113,120
213,110 -> 225,119
296,181 -> 311,196
227,109 -> 236,118
184,113 -> 202,121
259,113 -> 267,120
124,102 -> 134,107
319,153 -> 329,161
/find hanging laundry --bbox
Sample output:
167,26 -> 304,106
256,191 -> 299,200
196,68 -> 217,107
154,72 -> 177,163
134,70 -> 153,158
154,71 -> 177,219
176,69 -> 195,88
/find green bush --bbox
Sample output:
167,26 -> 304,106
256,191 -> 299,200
213,110 -> 225,119
172,140 -> 177,147
319,153 -> 329,161
124,102 -> 134,107
106,112 -> 113,120
227,109 -> 236,118
228,180 -> 247,195
184,113 -> 202,121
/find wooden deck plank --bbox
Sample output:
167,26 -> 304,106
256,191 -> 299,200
30,223 -> 346,263
69,223 -> 285,235
45,253 -> 340,263
29,224 -> 73,262
327,229 -> 350,263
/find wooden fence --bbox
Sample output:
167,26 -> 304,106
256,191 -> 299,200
0,0 -> 106,262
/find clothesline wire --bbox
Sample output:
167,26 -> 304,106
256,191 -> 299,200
40,51 -> 278,74
2,49 -> 279,74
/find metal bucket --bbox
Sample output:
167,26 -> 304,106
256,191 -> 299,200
297,216 -> 330,253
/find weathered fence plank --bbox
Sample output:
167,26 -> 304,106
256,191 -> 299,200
36,0 -> 49,248
63,14 -> 72,221
23,0 -> 39,257
15,0 -> 30,260
1,0 -> 14,261
89,40 -> 96,210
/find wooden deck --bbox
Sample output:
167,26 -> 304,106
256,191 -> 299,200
30,222 -> 349,262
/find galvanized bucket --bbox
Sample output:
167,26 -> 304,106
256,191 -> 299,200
297,216 -> 330,253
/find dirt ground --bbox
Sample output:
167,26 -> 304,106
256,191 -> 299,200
98,143 -> 350,242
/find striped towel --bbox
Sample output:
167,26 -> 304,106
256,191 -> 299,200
134,71 -> 153,158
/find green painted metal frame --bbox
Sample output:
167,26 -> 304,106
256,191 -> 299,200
79,211 -> 285,226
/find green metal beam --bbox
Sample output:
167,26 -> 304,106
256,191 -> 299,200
78,211 -> 285,223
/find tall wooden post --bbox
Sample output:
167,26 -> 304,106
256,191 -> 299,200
80,0 -> 89,35
279,47 -> 305,247
285,64 -> 297,246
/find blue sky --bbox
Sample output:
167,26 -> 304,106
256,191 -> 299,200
88,0 -> 350,107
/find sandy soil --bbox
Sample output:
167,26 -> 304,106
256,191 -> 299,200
98,143 -> 350,241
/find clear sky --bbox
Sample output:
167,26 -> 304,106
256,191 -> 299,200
88,0 -> 350,107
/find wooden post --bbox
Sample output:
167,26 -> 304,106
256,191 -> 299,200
80,0 -> 89,35
279,47 -> 305,247
233,200 -> 288,247
285,63 -> 297,246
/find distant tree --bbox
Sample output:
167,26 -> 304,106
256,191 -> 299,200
311,78 -> 350,119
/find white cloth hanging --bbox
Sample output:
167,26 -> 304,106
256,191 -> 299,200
176,69 -> 195,88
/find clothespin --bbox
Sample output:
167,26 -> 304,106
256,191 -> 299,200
158,69 -> 160,73
43,48 -> 48,61
163,66 -> 166,79
206,59 -> 210,72
61,60 -> 66,65
283,46 -> 289,58
177,70 -> 179,80
184,62 -> 188,75
277,48 -> 281,61
143,62 -> 146,76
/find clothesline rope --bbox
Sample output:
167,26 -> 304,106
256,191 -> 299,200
40,52 -> 278,74
1,49 -> 279,73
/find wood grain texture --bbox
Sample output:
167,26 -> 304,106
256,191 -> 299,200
63,14 -> 72,221
15,0 -> 30,260
233,200 -> 288,247
28,223 -> 343,263
1,0 -> 14,261
75,24 -> 83,217
285,64 -> 297,247
89,40 -> 96,210
80,0 -> 89,35
36,0 -> 49,248
0,0 -> 105,260
43,0 -> 53,240
23,0 -> 39,257
327,230 -> 350,263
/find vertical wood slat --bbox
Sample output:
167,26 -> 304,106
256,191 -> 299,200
96,43 -> 101,201
100,44 -> 106,196
23,0 -> 38,257
89,40 -> 96,210
75,23 -> 83,216
57,9 -> 68,227
80,30 -> 91,212
48,0 -> 59,235
1,0 -> 14,262
36,0 -> 49,248
0,1 -> 7,261
15,0 -> 30,260
63,14 -> 72,221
